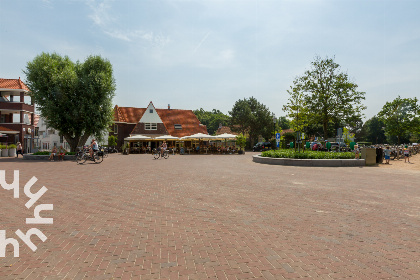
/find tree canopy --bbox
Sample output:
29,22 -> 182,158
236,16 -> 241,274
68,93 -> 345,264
284,56 -> 366,140
229,97 -> 274,146
358,116 -> 387,144
377,96 -> 420,145
278,116 -> 291,130
24,52 -> 116,152
193,108 -> 230,135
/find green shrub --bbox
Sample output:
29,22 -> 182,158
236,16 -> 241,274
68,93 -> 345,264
32,151 -> 51,155
261,149 -> 355,159
0,144 -> 7,149
7,144 -> 17,149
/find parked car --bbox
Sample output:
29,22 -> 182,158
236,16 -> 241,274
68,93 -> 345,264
253,142 -> 272,152
330,142 -> 349,151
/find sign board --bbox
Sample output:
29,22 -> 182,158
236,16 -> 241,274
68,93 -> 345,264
275,133 -> 281,141
276,141 -> 279,148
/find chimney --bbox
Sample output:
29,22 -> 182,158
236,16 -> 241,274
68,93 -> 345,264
168,104 -> 170,110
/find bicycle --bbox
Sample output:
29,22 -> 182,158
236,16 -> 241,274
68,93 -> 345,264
152,148 -> 169,159
76,148 -> 104,164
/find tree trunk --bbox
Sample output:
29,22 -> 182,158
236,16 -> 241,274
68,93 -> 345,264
64,134 -> 80,153
78,134 -> 90,148
64,133 -> 90,152
323,120 -> 328,141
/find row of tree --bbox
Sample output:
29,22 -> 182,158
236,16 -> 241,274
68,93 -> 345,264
195,56 -> 419,146
24,52 -> 418,152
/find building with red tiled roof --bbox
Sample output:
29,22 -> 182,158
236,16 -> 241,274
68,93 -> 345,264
215,125 -> 237,136
112,102 -> 208,148
0,77 -> 35,152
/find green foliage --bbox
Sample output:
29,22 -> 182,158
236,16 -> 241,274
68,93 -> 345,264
235,133 -> 247,149
262,149 -> 355,159
108,135 -> 118,147
0,144 -> 7,149
7,144 -> 17,149
278,116 -> 291,130
193,108 -> 230,135
377,96 -> 420,145
359,116 -> 386,144
229,97 -> 274,146
24,52 -> 116,152
283,86 -> 309,133
284,56 -> 366,140
33,151 -> 52,155
282,132 -> 295,144
342,128 -> 354,146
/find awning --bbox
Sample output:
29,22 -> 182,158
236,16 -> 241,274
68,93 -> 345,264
153,135 -> 180,140
214,133 -> 237,140
0,126 -> 19,134
124,135 -> 152,141
181,133 -> 216,140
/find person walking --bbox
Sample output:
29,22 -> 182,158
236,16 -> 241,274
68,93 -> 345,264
16,142 -> 23,157
384,146 -> 391,164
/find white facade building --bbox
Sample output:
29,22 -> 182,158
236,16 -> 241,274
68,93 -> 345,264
35,116 -> 108,151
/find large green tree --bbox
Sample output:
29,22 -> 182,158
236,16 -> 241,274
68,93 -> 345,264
24,52 -> 116,152
359,116 -> 386,144
229,97 -> 274,147
377,96 -> 420,145
286,56 -> 366,140
193,108 -> 230,135
278,116 -> 291,130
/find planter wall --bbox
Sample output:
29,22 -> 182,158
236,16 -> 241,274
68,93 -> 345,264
253,155 -> 366,167
8,148 -> 16,157
1,149 -> 8,157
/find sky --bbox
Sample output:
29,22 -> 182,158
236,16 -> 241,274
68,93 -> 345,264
1,0 -> 419,121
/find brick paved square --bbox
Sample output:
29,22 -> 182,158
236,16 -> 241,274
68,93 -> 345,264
0,153 -> 419,279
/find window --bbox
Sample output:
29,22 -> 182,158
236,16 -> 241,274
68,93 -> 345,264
114,124 -> 118,134
35,127 -> 39,137
174,124 -> 182,130
149,109 -> 153,113
145,123 -> 157,130
0,115 -> 5,123
60,135 -> 64,143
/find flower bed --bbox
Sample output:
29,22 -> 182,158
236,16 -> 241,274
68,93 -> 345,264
261,149 -> 355,159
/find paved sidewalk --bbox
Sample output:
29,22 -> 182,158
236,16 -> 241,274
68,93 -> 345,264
0,153 -> 419,279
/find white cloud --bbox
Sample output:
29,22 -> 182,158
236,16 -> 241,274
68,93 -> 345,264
85,0 -> 170,48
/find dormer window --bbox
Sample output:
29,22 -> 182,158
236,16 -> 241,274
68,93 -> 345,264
145,123 -> 157,130
174,124 -> 182,130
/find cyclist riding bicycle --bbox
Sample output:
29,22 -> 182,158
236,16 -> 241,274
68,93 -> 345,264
89,139 -> 99,158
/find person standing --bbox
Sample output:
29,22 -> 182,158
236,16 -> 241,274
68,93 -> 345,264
16,142 -> 23,157
404,148 -> 410,163
384,146 -> 391,164
354,145 -> 360,159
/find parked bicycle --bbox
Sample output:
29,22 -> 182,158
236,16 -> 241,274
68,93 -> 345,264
76,148 -> 104,164
152,148 -> 169,159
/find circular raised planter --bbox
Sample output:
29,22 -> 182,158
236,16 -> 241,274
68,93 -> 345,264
253,154 -> 366,167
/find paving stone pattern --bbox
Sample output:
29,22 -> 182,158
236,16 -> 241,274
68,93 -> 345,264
0,153 -> 419,279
